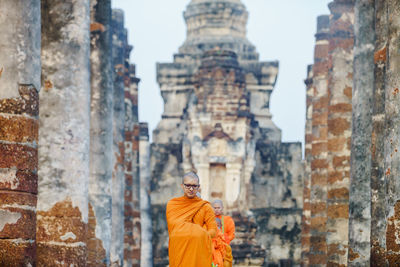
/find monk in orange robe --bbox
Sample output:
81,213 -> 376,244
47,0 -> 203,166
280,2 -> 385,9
212,200 -> 235,244
166,172 -> 217,267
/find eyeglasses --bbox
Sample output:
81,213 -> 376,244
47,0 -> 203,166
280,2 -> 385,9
183,184 -> 200,190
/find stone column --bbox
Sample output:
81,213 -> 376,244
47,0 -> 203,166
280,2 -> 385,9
131,123 -> 142,267
308,15 -> 330,266
301,64 -> 313,265
384,0 -> 400,265
370,0 -> 388,264
111,8 -> 126,266
0,0 -> 40,265
38,0 -> 91,265
347,0 -> 374,265
348,0 -> 375,266
88,0 -> 113,266
124,60 -> 140,266
139,123 -> 153,267
326,1 -> 354,265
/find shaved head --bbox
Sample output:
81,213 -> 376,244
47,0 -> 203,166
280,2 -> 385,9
212,199 -> 223,207
212,199 -> 224,216
182,171 -> 199,184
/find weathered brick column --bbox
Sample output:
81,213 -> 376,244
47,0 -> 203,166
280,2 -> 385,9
131,123 -> 142,267
111,9 -> 126,266
348,0 -> 374,265
37,0 -> 91,265
0,1 -> 40,265
124,59 -> 141,265
139,123 -> 153,267
384,0 -> 400,264
370,0 -> 387,265
325,1 -> 354,265
301,64 -> 313,265
308,15 -> 330,266
88,0 -> 113,266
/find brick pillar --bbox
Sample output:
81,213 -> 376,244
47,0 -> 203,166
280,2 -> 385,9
88,0 -> 113,266
370,0 -> 388,265
37,0 -> 91,265
131,122 -> 142,267
325,1 -> 354,265
348,0 -> 374,264
301,64 -> 313,265
139,123 -> 153,267
384,0 -> 400,265
124,53 -> 141,265
308,15 -> 330,266
111,9 -> 126,266
0,1 -> 40,265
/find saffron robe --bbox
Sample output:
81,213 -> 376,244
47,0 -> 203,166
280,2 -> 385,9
216,215 -> 235,244
212,229 -> 233,267
167,196 -> 217,267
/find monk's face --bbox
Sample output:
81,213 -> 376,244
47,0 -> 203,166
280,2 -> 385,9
181,176 -> 200,199
213,202 -> 223,216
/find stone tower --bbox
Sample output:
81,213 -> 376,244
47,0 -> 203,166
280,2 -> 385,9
150,0 -> 303,265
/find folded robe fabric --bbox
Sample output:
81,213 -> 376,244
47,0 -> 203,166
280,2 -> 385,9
167,196 -> 217,267
212,229 -> 233,267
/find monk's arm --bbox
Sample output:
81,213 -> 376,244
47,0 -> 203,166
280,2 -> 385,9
203,204 -> 217,238
226,217 -> 235,242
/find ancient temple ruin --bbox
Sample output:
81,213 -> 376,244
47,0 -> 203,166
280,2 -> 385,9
149,0 -> 304,265
302,0 -> 400,265
0,0 -> 141,266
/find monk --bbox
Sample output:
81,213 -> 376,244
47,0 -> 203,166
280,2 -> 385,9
166,172 -> 217,267
212,199 -> 235,244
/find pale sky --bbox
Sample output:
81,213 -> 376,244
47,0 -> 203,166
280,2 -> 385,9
112,0 -> 331,148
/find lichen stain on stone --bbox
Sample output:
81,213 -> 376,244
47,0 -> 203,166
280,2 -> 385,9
343,85 -> 352,99
374,46 -> 387,63
44,79 -> 53,92
386,168 -> 391,176
393,88 -> 399,96
348,247 -> 360,262
90,22 -> 105,32
0,67 -> 3,79
0,210 -> 21,232
114,142 -> 125,167
386,200 -> 400,265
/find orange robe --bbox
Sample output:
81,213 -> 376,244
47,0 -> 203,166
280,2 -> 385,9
216,215 -> 235,244
212,230 -> 225,267
212,229 -> 233,267
166,196 -> 217,267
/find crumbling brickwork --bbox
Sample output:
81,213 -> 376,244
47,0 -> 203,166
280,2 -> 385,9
308,15 -> 331,266
150,0 -> 303,266
303,0 -> 400,265
0,2 -> 40,265
0,1 -> 141,266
